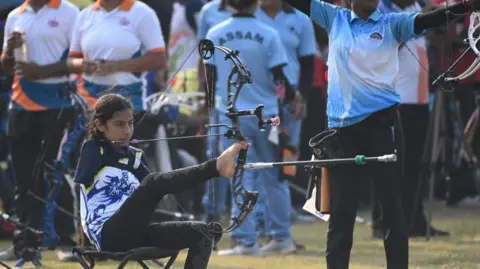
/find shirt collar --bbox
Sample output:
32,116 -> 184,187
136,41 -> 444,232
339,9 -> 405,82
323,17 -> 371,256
18,0 -> 61,14
349,9 -> 382,22
92,0 -> 135,11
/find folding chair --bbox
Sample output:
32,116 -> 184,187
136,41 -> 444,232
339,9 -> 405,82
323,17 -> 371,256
72,246 -> 179,269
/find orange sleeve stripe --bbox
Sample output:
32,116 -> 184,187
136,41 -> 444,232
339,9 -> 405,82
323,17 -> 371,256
69,51 -> 84,58
76,76 -> 97,109
12,76 -> 47,111
147,47 -> 165,53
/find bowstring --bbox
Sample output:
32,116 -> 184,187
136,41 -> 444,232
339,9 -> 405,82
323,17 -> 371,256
134,41 -> 202,130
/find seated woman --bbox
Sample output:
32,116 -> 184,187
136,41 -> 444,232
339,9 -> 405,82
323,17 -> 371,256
74,93 -> 248,269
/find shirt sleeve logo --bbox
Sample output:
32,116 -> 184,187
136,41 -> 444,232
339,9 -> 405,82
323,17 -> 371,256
369,32 -> 383,40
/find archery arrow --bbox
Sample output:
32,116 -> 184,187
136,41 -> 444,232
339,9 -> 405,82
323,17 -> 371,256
243,154 -> 397,169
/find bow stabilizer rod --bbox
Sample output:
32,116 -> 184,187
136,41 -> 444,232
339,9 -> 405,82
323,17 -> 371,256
243,154 -> 397,169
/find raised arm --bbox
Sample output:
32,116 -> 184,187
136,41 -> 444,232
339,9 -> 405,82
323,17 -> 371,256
310,0 -> 343,32
414,1 -> 473,32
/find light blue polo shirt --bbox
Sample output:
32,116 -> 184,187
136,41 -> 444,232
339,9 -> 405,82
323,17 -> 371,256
197,0 -> 231,40
255,6 -> 316,86
310,0 -> 419,128
204,15 -> 288,116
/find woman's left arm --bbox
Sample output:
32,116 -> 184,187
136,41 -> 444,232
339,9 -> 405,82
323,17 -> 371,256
297,19 -> 317,99
414,1 -> 473,32
97,8 -> 167,74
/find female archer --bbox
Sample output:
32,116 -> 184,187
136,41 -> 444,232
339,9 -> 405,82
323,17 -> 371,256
310,0 -> 479,268
75,93 -> 248,269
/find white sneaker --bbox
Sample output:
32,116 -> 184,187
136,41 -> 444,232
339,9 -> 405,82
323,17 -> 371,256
56,247 -> 75,262
0,246 -> 16,261
260,238 -> 296,255
216,243 -> 262,256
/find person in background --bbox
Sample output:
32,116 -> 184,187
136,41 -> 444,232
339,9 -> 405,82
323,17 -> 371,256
373,0 -> 450,238
67,0 -> 167,143
0,0 -> 79,262
141,0 -> 173,99
139,0 -> 174,47
196,0 -> 232,224
0,5 -> 15,242
254,0 -> 313,254
205,0 -> 305,256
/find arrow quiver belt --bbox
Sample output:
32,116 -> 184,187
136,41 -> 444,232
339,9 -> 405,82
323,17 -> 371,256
306,129 -> 342,214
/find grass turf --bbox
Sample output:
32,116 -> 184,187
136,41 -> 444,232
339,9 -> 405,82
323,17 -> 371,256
0,201 -> 479,269
70,0 -> 91,9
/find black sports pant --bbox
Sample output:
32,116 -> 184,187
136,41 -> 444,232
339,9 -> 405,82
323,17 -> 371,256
101,164 -> 221,269
325,106 -> 408,269
7,109 -> 74,251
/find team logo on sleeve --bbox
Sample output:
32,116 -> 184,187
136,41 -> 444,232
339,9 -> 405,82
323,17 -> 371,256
369,32 -> 382,40
48,19 -> 60,28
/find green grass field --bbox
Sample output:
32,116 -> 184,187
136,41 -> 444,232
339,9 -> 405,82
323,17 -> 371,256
1,201 -> 479,269
70,0 -> 90,9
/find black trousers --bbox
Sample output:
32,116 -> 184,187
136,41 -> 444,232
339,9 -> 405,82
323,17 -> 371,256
326,106 -> 408,269
7,109 -> 74,250
101,169 -> 220,269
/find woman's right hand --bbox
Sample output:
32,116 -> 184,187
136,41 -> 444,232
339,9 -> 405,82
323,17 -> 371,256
67,58 -> 98,74
216,141 -> 250,178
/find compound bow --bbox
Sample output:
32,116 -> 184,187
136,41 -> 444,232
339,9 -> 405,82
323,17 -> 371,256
197,39 -> 280,232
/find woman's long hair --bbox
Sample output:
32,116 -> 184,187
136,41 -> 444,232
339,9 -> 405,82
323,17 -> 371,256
86,94 -> 133,140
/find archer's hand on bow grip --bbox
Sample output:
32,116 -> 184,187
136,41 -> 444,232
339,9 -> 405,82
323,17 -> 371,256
216,141 -> 250,178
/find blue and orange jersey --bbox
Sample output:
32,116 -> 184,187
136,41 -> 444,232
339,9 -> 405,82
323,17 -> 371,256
2,0 -> 79,111
69,0 -> 166,112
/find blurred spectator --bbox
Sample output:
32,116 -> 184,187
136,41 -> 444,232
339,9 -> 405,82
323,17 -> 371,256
0,0 -> 79,261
